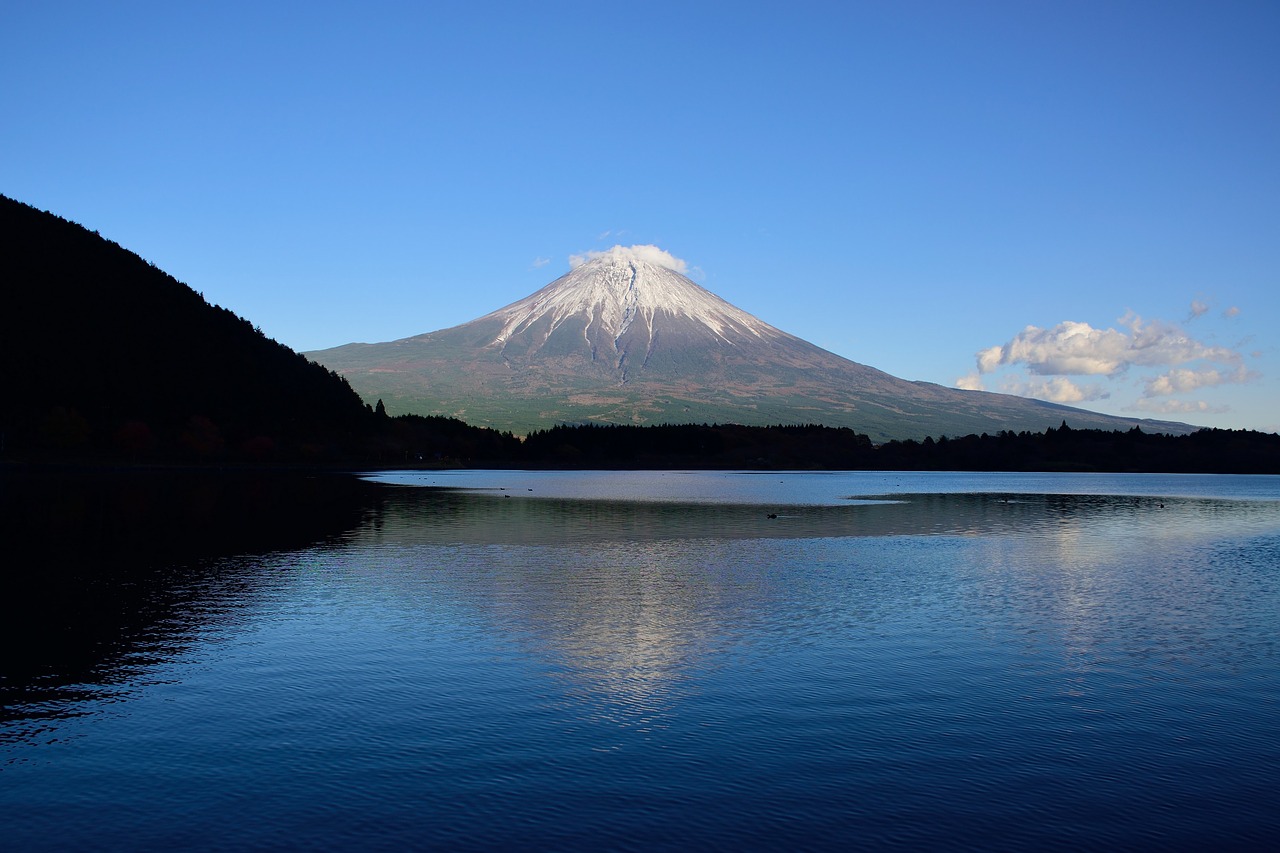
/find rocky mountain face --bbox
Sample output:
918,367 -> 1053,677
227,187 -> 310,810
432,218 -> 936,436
308,246 -> 1195,441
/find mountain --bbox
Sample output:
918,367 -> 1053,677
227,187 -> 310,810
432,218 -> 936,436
0,194 -> 373,459
308,245 -> 1196,441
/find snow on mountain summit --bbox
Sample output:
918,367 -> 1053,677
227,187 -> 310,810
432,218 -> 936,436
568,244 -> 688,273
485,245 -> 779,351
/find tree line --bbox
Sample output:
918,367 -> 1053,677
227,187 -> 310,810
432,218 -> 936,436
508,421 -> 1280,473
13,403 -> 1279,472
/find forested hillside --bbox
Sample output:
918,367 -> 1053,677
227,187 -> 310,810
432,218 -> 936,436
1,195 -> 375,459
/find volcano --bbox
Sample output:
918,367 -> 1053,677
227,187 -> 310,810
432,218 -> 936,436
307,246 -> 1195,441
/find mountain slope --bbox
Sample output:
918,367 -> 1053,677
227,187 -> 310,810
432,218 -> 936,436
309,246 -> 1196,441
1,194 -> 372,458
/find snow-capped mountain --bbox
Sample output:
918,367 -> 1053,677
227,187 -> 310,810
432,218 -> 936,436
491,246 -> 775,356
307,246 -> 1194,440
479,245 -> 804,382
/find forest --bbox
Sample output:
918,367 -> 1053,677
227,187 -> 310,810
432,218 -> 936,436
512,421 -> 1280,474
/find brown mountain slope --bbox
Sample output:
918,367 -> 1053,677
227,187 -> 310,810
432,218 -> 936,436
308,246 -> 1196,441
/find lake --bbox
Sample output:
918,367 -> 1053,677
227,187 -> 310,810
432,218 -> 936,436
3,469 -> 1280,850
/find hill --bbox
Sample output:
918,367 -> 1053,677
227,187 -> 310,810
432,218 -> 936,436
0,194 -> 376,460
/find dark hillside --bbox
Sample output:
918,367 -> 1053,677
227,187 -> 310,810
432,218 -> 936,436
1,194 -> 373,460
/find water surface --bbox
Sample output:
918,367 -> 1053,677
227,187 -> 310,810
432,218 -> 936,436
3,470 -> 1279,850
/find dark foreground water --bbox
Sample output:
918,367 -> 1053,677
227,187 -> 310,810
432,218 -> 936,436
3,469 -> 1279,850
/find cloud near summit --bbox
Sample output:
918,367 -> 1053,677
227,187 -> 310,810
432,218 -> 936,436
569,245 -> 689,274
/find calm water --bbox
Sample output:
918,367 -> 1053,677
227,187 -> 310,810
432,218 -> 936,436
3,469 -> 1280,850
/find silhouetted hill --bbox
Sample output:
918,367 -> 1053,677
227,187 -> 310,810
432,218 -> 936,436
1,194 -> 378,461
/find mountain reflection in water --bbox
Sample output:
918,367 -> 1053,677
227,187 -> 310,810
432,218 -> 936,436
7,470 -> 1276,725
348,479 -> 1280,732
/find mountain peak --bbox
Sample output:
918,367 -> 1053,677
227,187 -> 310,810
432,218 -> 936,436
483,245 -> 776,351
569,244 -> 689,274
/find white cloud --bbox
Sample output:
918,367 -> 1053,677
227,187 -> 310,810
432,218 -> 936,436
1000,375 -> 1110,403
1188,299 -> 1210,320
531,256 -> 550,268
955,372 -> 985,391
1224,306 -> 1241,319
1142,365 -> 1256,397
974,315 -> 1241,377
977,321 -> 1132,375
975,345 -> 1006,374
569,244 -> 689,274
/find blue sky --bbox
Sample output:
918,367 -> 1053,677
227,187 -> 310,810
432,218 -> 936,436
4,1 -> 1277,431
